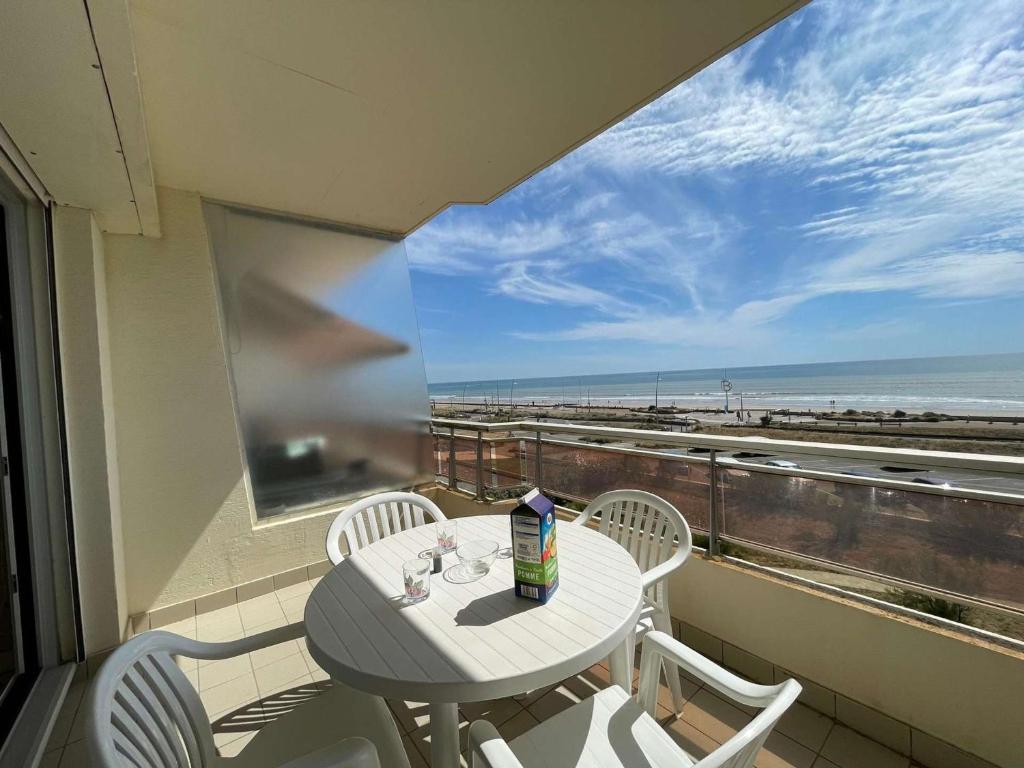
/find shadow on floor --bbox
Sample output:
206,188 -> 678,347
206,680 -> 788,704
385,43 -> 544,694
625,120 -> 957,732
211,680 -> 333,735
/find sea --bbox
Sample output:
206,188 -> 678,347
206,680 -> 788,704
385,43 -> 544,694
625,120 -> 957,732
428,353 -> 1024,415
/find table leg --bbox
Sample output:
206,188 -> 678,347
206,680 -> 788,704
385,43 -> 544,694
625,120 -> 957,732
608,637 -> 632,692
430,701 -> 461,768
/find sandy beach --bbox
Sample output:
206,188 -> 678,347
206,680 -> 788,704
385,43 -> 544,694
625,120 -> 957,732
433,395 -> 1024,419
431,400 -> 1024,456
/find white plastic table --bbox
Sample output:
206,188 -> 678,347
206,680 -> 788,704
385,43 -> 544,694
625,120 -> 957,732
304,514 -> 643,768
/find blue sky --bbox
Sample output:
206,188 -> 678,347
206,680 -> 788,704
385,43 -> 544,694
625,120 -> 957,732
406,0 -> 1024,384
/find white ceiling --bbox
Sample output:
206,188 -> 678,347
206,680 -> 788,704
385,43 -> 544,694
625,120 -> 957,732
1,1 -> 806,237
0,0 -> 159,234
130,0 -> 806,236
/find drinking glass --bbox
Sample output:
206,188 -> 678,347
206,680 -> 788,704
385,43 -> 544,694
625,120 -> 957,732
403,558 -> 430,602
436,520 -> 458,554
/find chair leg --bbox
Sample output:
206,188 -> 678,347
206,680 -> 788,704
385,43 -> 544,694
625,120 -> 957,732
652,608 -> 685,713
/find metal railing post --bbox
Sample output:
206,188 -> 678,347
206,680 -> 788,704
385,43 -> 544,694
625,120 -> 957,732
428,417 -> 1024,628
708,449 -> 720,556
448,426 -> 457,490
475,430 -> 485,500
535,431 -> 543,494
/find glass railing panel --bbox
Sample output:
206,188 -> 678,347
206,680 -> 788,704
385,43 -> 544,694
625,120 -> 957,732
718,466 -> 1024,610
484,437 -> 532,493
451,435 -> 479,487
430,420 -> 1023,622
432,432 -> 451,482
538,441 -> 711,530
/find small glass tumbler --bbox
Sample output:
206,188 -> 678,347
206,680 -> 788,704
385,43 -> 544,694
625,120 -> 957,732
403,558 -> 430,603
436,520 -> 458,554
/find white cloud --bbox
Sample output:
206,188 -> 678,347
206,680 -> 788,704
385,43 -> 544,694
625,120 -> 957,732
511,288 -> 798,348
406,216 -> 570,273
494,261 -> 639,316
412,0 -> 1024,355
730,293 -> 813,326
526,0 -> 1024,342
821,249 -> 1024,300
407,187 -> 730,317
580,0 -> 1024,194
512,237 -> 1024,347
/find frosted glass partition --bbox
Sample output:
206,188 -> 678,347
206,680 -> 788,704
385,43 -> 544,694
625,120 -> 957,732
203,202 -> 431,518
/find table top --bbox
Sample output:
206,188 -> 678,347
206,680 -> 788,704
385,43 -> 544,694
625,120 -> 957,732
305,514 -> 643,703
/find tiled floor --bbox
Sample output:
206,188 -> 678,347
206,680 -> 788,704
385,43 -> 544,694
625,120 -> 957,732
43,576 -> 924,767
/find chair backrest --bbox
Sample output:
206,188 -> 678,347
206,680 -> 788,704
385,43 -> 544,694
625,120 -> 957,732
88,632 -> 218,768
575,490 -> 691,596
695,678 -> 802,768
326,491 -> 447,564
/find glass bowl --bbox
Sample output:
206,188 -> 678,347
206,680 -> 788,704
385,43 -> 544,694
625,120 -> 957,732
456,540 -> 499,576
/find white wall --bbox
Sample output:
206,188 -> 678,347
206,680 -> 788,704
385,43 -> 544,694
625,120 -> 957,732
670,556 -> 1023,768
51,205 -> 127,654
102,187 -> 338,616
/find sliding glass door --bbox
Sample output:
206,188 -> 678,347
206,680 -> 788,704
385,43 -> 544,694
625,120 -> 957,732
0,161 -> 78,757
0,197 -> 37,726
0,408 -> 16,700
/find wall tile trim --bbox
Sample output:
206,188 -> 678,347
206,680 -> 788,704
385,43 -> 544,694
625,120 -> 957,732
116,557 -> 997,768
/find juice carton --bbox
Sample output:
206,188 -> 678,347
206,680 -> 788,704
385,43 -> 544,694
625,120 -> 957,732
510,488 -> 559,603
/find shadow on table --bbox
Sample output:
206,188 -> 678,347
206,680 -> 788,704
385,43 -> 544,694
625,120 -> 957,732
387,594 -> 425,610
454,589 -> 541,626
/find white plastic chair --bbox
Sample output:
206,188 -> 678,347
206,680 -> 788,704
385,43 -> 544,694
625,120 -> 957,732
468,631 -> 801,768
88,623 -> 410,768
325,491 -> 446,565
574,490 -> 692,710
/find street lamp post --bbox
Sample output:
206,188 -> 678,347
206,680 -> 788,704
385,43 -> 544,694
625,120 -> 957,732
721,373 -> 733,413
655,371 -> 662,410
510,380 -> 517,411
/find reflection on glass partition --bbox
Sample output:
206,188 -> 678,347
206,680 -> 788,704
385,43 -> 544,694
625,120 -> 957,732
432,433 -> 711,529
531,440 -> 712,530
431,428 -> 1023,613
718,467 -> 1024,609
204,202 -> 431,518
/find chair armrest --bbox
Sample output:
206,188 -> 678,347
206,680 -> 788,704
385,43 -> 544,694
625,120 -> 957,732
146,621 -> 306,662
640,548 -> 689,592
467,720 -> 524,768
639,633 -> 802,768
280,737 -> 380,768
637,631 -> 797,714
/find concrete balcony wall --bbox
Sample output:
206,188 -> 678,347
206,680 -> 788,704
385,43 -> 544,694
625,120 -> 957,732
53,185 -> 437,648
51,205 -> 128,655
672,555 -> 1022,768
96,187 -> 340,622
431,487 -> 1022,767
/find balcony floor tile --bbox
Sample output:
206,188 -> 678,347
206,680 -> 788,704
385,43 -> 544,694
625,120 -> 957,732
57,575 -> 953,768
775,702 -> 835,753
821,724 -> 910,768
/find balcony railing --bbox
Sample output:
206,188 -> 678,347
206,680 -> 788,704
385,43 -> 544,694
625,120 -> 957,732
430,417 -> 1024,644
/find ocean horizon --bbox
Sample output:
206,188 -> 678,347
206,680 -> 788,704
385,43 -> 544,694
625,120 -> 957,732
428,352 -> 1024,415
